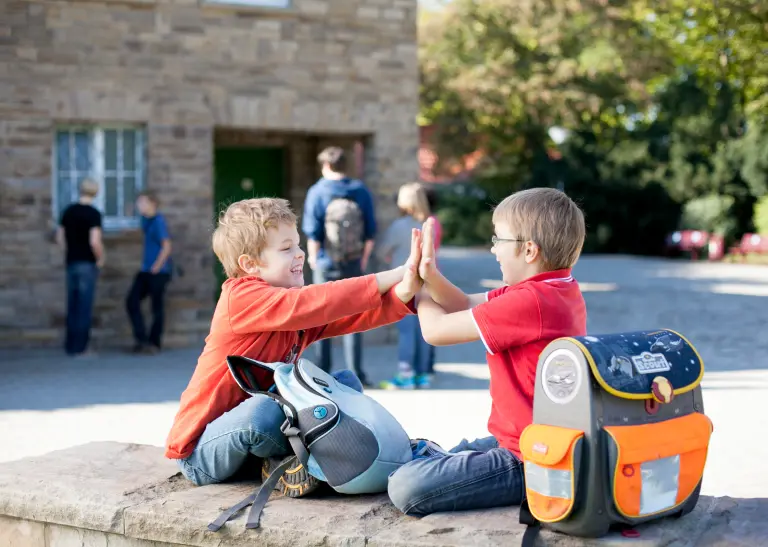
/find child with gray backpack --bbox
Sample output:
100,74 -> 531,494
166,198 -> 423,509
302,146 -> 376,384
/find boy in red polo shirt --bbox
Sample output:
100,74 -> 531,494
388,188 -> 587,515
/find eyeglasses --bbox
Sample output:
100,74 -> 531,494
491,235 -> 526,247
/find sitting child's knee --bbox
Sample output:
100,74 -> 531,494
387,464 -> 429,516
242,396 -> 288,435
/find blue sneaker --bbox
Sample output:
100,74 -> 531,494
379,373 -> 415,390
414,374 -> 431,389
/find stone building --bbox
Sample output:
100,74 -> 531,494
0,0 -> 419,349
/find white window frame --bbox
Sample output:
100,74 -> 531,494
53,125 -> 146,231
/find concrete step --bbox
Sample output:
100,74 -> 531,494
0,442 -> 760,546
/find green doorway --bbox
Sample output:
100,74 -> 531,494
213,146 -> 286,296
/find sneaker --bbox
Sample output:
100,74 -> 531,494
410,439 -> 450,460
261,456 -> 323,498
414,374 -> 431,389
379,374 -> 415,390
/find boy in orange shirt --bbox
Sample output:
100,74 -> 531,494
166,198 -> 422,493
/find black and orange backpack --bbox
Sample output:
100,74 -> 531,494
519,329 -> 713,542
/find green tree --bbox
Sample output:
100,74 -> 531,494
419,0 -> 671,177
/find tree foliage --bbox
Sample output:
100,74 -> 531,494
420,0 -> 768,251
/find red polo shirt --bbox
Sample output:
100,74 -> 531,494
471,269 -> 587,458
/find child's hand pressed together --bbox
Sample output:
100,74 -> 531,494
394,228 -> 424,304
419,217 -> 438,284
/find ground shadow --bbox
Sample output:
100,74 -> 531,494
0,339 -> 491,412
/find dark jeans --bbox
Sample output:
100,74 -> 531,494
427,345 -> 436,374
387,436 -> 525,516
312,262 -> 366,383
396,315 -> 432,376
65,261 -> 99,355
126,271 -> 170,348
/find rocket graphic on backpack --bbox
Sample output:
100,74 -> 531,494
519,329 -> 713,542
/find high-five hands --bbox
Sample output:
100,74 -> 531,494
394,228 -> 424,303
419,217 -> 438,284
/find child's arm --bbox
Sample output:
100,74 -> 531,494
228,267 -> 407,334
418,293 -> 480,346
420,284 -> 542,352
308,229 -> 423,341
419,218 -> 487,312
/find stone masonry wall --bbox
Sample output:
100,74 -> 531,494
0,0 -> 419,349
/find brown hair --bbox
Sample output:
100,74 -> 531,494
317,146 -> 347,173
492,188 -> 585,270
212,198 -> 298,278
138,190 -> 160,207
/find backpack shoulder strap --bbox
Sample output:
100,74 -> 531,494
280,421 -> 310,468
207,455 -> 296,531
519,499 -> 541,547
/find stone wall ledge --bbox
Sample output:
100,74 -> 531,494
0,442 -> 761,546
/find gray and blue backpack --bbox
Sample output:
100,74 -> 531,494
208,355 -> 413,531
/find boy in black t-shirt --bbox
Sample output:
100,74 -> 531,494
56,178 -> 104,356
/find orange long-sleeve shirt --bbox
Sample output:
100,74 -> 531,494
165,274 -> 413,460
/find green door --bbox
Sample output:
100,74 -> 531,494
213,147 -> 286,296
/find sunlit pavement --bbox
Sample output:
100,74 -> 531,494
2,251 -> 767,498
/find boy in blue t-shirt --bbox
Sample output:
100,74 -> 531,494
126,191 -> 173,354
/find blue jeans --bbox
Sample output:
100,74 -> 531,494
312,263 -> 366,383
396,315 -> 432,376
387,436 -> 525,516
178,369 -> 363,486
65,261 -> 98,355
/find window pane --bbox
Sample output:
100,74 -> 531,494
105,176 -> 118,216
56,132 -> 70,170
122,130 -> 136,170
123,175 -> 137,217
74,131 -> 90,171
58,175 -> 72,219
104,130 -> 118,171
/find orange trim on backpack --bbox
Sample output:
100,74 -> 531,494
520,424 -> 584,523
604,412 -> 712,519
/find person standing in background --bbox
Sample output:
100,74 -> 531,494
56,178 -> 104,357
378,183 -> 436,389
126,191 -> 172,354
302,146 -> 377,386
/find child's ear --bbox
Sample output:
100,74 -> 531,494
237,254 -> 260,275
524,242 -> 540,264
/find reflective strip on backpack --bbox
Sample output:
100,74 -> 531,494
524,461 -> 572,500
639,455 -> 681,515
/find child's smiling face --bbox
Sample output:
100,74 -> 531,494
239,223 -> 306,288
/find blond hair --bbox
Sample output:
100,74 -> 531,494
492,188 -> 585,270
213,198 -> 297,278
79,178 -> 99,198
397,183 -> 431,222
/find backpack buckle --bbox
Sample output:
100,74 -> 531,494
280,418 -> 299,437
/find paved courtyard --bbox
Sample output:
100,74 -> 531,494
1,250 -> 767,499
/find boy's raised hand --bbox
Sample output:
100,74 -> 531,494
394,228 -> 423,303
419,217 -> 438,283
